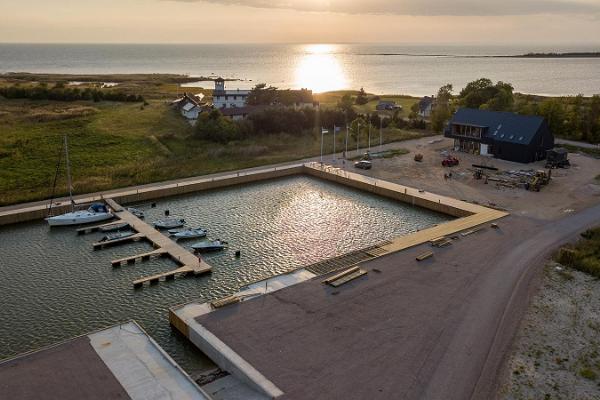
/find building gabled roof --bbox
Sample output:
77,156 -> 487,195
449,108 -> 546,145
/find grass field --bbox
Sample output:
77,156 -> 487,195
0,92 -> 427,206
314,90 -> 419,119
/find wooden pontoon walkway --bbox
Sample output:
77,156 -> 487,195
104,199 -> 212,287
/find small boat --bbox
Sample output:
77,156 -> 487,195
169,227 -> 207,240
47,203 -> 113,227
100,231 -> 134,242
99,222 -> 130,232
191,239 -> 227,253
127,207 -> 145,219
153,218 -> 185,230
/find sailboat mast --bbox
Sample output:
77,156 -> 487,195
64,135 -> 74,211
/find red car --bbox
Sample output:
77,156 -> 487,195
441,156 -> 459,167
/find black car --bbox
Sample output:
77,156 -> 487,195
354,160 -> 372,170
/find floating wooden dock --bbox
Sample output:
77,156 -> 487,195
111,248 -> 168,267
103,199 -> 212,287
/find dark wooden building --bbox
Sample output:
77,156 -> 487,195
444,108 -> 554,163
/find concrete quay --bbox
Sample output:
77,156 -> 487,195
0,321 -> 210,400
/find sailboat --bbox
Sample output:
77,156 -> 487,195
46,135 -> 113,226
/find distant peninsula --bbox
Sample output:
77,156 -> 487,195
509,52 -> 600,58
359,52 -> 600,58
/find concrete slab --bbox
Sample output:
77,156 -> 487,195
0,321 -> 210,400
170,208 -> 600,399
202,375 -> 268,400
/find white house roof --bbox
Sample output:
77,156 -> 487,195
182,102 -> 198,112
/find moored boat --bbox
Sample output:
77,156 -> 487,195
98,222 -> 130,232
100,231 -> 135,242
46,135 -> 113,226
191,239 -> 227,253
153,218 -> 185,230
47,203 -> 113,227
169,227 -> 207,240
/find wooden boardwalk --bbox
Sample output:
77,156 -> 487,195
104,199 -> 212,287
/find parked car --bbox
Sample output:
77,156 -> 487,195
354,160 -> 372,170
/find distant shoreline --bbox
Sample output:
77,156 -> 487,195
359,52 -> 600,59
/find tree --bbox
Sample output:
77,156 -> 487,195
538,99 -> 567,137
337,94 -> 355,115
430,84 -> 453,133
459,78 -> 514,111
246,83 -> 278,106
194,110 -> 241,143
355,88 -> 368,105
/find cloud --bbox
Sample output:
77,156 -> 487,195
169,0 -> 600,16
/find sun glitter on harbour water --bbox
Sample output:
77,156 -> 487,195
294,44 -> 348,93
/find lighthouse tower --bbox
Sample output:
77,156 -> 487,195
214,77 -> 225,93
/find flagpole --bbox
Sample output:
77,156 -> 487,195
356,122 -> 360,155
345,123 -> 349,159
368,122 -> 371,152
333,124 -> 336,162
320,127 -> 324,164
380,116 -> 383,152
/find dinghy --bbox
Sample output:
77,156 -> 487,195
100,231 -> 135,242
153,218 -> 185,230
46,136 -> 113,226
191,239 -> 227,253
99,222 -> 130,233
169,227 -> 207,240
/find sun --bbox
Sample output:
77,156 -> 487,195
295,44 -> 347,93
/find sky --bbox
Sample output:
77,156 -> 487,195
1,0 -> 599,44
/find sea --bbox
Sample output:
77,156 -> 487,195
1,43 -> 599,96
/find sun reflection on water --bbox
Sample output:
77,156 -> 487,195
295,44 -> 347,93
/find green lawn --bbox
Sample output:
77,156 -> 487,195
0,97 -> 427,206
314,91 -> 420,119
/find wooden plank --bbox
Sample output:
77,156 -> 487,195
328,269 -> 368,287
211,296 -> 240,309
322,266 -> 361,285
416,251 -> 434,261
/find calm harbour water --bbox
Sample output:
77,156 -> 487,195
1,43 -> 599,96
0,176 -> 451,374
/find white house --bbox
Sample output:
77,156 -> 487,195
212,78 -> 250,109
418,96 -> 435,118
172,93 -> 205,124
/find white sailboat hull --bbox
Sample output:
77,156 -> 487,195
46,210 -> 113,226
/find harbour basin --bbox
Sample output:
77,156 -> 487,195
0,175 -> 452,374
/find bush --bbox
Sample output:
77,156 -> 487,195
555,227 -> 600,278
194,110 -> 243,143
0,84 -> 144,103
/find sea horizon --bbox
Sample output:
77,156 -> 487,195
1,42 -> 600,96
